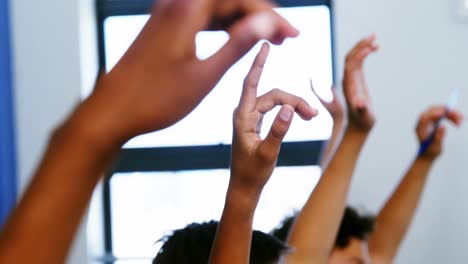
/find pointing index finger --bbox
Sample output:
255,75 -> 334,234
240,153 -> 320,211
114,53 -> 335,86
238,42 -> 271,111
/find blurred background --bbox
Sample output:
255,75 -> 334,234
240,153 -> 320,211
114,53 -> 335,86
1,0 -> 468,263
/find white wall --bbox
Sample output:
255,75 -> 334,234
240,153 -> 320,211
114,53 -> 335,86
8,0 -> 468,263
10,0 -> 98,263
334,0 -> 468,263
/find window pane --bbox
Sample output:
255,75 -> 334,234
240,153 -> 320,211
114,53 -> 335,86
110,166 -> 321,259
103,6 -> 334,148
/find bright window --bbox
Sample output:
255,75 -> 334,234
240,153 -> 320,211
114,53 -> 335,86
103,6 -> 334,148
111,167 -> 320,259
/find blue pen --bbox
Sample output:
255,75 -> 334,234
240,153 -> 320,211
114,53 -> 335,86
417,88 -> 459,156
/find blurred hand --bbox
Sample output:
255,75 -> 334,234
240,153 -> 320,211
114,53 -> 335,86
416,105 -> 463,160
343,34 -> 379,131
310,82 -> 346,125
86,0 -> 299,144
210,0 -> 297,44
230,43 -> 317,194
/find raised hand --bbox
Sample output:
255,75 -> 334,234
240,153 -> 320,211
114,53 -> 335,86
0,1 -> 299,263
210,0 -> 298,44
369,105 -> 463,264
310,81 -> 346,124
284,36 -> 379,264
310,82 -> 346,169
88,0 -> 300,145
343,34 -> 379,131
416,105 -> 463,160
230,43 -> 317,193
210,43 -> 317,264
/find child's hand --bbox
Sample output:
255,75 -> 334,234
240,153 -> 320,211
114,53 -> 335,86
343,35 -> 379,131
310,82 -> 346,126
416,105 -> 463,160
230,43 -> 317,195
85,0 -> 299,146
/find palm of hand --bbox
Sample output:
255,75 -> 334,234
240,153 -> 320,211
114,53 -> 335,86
342,35 -> 379,131
229,43 -> 317,194
231,110 -> 275,191
343,68 -> 375,130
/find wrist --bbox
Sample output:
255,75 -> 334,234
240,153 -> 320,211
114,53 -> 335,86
411,156 -> 435,178
333,114 -> 346,125
63,95 -> 126,156
84,74 -> 142,145
345,122 -> 372,136
415,155 -> 437,164
225,180 -> 262,211
332,119 -> 347,135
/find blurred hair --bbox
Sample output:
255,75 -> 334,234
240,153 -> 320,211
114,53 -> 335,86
153,220 -> 289,264
271,206 -> 375,249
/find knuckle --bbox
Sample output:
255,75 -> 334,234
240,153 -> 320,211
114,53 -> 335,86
242,77 -> 248,86
271,88 -> 281,95
257,145 -> 276,163
233,108 -> 242,123
233,114 -> 242,125
270,122 -> 286,140
256,60 -> 265,70
243,77 -> 252,88
233,107 -> 240,117
298,96 -> 308,105
428,104 -> 439,112
417,113 -> 427,124
345,54 -> 353,63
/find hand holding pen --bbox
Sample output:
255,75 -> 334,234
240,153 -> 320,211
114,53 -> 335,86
416,103 -> 464,160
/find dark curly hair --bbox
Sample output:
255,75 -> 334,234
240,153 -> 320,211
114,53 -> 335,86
271,206 -> 375,249
153,220 -> 289,264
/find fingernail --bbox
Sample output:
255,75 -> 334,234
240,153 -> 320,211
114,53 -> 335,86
250,12 -> 276,40
311,108 -> 319,116
279,108 -> 293,121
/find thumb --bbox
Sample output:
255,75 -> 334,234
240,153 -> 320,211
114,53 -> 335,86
258,105 -> 294,161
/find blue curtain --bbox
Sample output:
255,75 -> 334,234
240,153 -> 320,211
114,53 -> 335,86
0,0 -> 17,228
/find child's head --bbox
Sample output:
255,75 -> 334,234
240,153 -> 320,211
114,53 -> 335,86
153,220 -> 289,264
272,206 -> 375,264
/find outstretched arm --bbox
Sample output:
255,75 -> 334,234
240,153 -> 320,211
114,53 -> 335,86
311,83 -> 347,169
209,43 -> 317,264
0,1 -> 300,263
285,35 -> 379,263
369,106 -> 463,264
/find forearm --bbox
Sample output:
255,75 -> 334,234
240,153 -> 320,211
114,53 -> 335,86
286,127 -> 369,263
369,157 -> 434,263
209,183 -> 261,264
0,98 -> 122,263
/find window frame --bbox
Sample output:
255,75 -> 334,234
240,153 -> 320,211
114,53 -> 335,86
95,0 -> 336,262
0,0 -> 17,229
